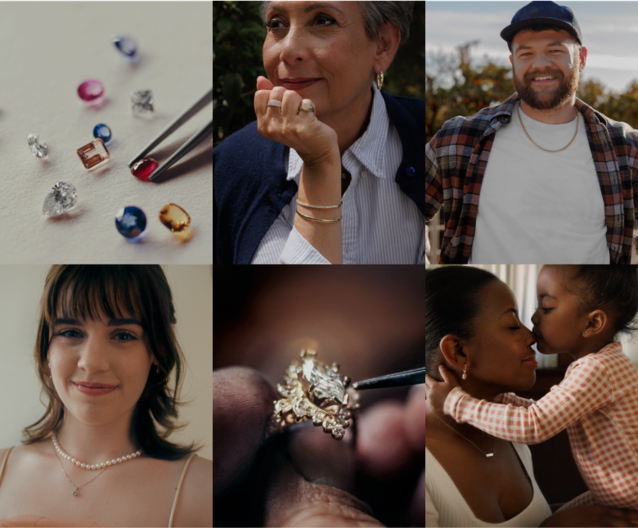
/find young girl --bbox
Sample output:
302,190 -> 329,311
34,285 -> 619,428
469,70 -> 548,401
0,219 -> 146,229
426,265 -> 638,510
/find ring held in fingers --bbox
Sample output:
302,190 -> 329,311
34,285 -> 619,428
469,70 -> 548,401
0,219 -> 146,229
271,349 -> 360,440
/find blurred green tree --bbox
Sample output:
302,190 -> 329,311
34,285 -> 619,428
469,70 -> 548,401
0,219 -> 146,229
214,1 -> 425,148
213,1 -> 267,147
426,51 -> 638,144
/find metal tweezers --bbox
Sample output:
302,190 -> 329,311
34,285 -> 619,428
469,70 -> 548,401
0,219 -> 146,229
128,86 -> 213,181
352,367 -> 425,390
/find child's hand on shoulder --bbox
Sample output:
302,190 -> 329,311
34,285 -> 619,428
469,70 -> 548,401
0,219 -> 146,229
425,365 -> 460,412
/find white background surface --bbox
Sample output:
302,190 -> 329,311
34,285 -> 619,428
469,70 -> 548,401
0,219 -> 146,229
0,265 -> 213,461
0,2 -> 213,263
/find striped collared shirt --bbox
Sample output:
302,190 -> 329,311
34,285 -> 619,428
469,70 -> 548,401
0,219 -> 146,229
251,83 -> 425,264
426,93 -> 638,264
444,342 -> 638,509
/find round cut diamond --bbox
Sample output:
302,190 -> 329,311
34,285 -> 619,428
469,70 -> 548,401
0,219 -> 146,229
302,358 -> 345,403
28,134 -> 48,159
332,425 -> 346,439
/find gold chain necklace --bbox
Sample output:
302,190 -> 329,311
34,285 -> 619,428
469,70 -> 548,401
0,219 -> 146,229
431,411 -> 495,458
517,104 -> 579,153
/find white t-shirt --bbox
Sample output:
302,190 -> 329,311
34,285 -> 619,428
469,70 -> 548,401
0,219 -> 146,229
470,102 -> 609,264
426,444 -> 552,527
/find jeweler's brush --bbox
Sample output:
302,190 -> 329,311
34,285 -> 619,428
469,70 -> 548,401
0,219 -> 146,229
351,367 -> 425,390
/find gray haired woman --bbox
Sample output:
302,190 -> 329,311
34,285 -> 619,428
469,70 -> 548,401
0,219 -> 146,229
213,1 -> 424,265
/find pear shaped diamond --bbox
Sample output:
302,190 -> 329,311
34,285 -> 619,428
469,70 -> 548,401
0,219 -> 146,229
43,182 -> 77,217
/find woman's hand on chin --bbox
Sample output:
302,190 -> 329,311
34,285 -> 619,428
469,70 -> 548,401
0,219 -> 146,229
540,505 -> 638,527
255,76 -> 340,168
425,365 -> 459,413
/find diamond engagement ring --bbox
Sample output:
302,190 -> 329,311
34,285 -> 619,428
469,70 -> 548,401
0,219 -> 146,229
271,350 -> 360,440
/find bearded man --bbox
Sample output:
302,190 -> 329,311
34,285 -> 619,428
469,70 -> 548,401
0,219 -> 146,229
426,1 -> 638,264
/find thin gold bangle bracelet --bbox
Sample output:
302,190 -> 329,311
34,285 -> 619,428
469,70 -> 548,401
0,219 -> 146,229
296,209 -> 342,223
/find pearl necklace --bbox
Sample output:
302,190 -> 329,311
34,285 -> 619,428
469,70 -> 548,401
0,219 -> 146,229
51,432 -> 142,470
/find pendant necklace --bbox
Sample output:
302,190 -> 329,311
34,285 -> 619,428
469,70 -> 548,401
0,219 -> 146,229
51,432 -> 142,496
431,411 -> 496,458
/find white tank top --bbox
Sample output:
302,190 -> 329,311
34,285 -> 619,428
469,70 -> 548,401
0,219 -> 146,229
426,443 -> 552,527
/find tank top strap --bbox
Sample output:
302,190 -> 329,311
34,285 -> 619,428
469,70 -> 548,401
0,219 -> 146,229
0,447 -> 15,492
168,453 -> 197,528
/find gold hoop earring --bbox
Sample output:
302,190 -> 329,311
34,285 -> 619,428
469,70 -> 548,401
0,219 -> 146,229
462,365 -> 467,380
376,71 -> 384,90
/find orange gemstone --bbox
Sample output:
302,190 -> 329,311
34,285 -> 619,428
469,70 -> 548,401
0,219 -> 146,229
159,203 -> 191,232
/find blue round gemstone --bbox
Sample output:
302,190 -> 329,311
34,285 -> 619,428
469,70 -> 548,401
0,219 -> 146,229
115,206 -> 147,239
405,166 -> 416,178
113,35 -> 137,57
93,124 -> 112,144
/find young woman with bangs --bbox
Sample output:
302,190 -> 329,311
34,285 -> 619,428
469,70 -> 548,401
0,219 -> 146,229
0,266 -> 212,528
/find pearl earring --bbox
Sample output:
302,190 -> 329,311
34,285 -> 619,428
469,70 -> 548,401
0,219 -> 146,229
462,365 -> 467,380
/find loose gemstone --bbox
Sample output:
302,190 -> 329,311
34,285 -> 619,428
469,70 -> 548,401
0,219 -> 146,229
115,206 -> 147,239
112,35 -> 137,57
28,134 -> 48,159
43,182 -> 77,217
93,124 -> 112,144
302,358 -> 346,403
78,80 -> 104,102
131,90 -> 153,114
77,138 -> 110,170
159,203 -> 191,232
131,158 -> 158,181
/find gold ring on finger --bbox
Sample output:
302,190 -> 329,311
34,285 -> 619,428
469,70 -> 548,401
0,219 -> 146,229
300,100 -> 315,112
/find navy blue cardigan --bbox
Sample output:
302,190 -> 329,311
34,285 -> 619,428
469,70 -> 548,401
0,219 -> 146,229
213,91 -> 425,264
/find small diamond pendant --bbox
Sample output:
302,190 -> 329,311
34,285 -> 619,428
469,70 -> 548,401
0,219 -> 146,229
486,453 -> 494,458
72,489 -> 78,496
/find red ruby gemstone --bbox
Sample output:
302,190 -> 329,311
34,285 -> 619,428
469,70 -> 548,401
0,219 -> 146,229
131,158 -> 158,181
77,80 -> 104,102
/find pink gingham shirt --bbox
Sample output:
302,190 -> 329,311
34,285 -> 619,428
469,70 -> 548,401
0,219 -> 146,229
444,342 -> 638,509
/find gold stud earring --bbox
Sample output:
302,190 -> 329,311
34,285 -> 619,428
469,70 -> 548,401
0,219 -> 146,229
462,365 -> 467,380
376,71 -> 384,90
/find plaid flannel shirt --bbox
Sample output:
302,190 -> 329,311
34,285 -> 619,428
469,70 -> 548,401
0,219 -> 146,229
426,93 -> 638,264
444,342 -> 638,509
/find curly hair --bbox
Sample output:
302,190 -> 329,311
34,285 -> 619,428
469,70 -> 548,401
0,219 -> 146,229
21,265 -> 202,461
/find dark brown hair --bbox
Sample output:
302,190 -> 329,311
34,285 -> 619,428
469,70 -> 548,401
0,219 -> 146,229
21,265 -> 202,460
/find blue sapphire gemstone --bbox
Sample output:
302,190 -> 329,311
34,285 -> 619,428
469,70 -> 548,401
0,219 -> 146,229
115,206 -> 146,239
93,124 -> 112,144
405,166 -> 416,178
113,35 -> 137,57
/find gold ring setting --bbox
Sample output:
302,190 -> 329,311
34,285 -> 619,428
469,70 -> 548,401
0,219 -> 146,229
271,350 -> 360,440
300,100 -> 315,112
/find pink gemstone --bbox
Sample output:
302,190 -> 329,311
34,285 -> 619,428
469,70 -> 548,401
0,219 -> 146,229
78,80 -> 104,102
131,158 -> 158,181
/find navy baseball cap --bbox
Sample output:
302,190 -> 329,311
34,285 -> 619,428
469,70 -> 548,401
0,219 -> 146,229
501,1 -> 583,48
